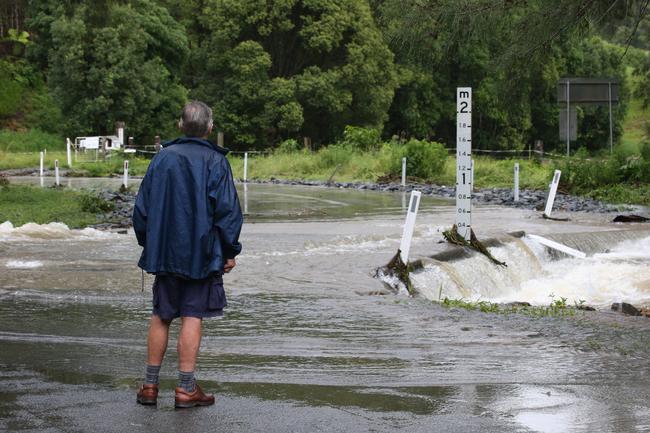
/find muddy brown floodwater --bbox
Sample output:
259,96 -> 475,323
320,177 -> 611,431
1,181 -> 649,432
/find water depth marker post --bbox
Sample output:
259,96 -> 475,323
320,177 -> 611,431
544,170 -> 562,218
401,157 -> 407,188
399,190 -> 422,263
456,87 -> 473,241
514,162 -> 520,202
123,160 -> 129,188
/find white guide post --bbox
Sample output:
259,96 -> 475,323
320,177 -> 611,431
54,159 -> 60,186
527,234 -> 586,259
401,157 -> 407,188
243,152 -> 248,183
544,170 -> 562,218
39,152 -> 44,177
456,87 -> 473,241
66,138 -> 72,167
399,190 -> 422,263
123,160 -> 129,188
243,183 -> 249,215
514,162 -> 520,202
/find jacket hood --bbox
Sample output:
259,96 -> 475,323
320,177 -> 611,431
163,136 -> 229,155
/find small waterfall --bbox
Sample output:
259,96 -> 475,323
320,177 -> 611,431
410,236 -> 543,301
399,230 -> 650,307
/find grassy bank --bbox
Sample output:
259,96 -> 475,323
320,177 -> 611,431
229,151 -> 554,190
0,185 -> 101,228
2,142 -> 650,207
0,129 -> 64,153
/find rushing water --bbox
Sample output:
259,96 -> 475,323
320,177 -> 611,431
1,181 -> 649,432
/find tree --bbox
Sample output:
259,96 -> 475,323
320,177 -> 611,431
29,0 -> 189,140
189,0 -> 398,149
374,0 -> 634,152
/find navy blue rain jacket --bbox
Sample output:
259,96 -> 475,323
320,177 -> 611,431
132,137 -> 243,280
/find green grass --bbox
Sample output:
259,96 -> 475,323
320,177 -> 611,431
0,150 -> 151,176
0,129 -> 64,152
620,97 -> 650,155
440,295 -> 585,318
228,151 -> 553,189
0,185 -> 100,228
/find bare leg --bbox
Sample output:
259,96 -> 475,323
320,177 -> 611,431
178,317 -> 202,372
147,314 -> 171,366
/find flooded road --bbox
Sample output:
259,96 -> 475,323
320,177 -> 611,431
1,182 -> 649,432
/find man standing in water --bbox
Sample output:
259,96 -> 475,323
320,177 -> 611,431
132,101 -> 243,408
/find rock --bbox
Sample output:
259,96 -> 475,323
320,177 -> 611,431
639,308 -> 650,318
505,301 -> 531,308
611,302 -> 641,316
612,215 -> 649,223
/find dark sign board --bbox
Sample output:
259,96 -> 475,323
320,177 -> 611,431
557,78 -> 619,105
559,107 -> 577,141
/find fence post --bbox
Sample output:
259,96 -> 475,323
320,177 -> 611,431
39,152 -> 44,177
217,132 -> 224,147
401,157 -> 406,188
243,152 -> 248,183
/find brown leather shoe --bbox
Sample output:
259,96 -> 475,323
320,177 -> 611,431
136,383 -> 159,405
175,383 -> 215,408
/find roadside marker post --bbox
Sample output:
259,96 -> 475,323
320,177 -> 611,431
544,170 -> 562,218
54,160 -> 60,186
514,163 -> 520,202
243,152 -> 248,183
123,160 -> 129,188
401,157 -> 406,188
39,152 -> 44,177
66,138 -> 72,167
528,234 -> 586,258
456,87 -> 473,241
399,190 -> 422,263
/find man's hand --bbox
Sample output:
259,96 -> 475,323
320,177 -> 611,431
224,258 -> 236,273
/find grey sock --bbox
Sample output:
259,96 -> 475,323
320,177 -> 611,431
178,370 -> 195,392
145,364 -> 161,385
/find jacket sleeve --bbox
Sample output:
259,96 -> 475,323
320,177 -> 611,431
132,164 -> 153,247
209,158 -> 243,259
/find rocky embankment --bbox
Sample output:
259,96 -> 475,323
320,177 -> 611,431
89,189 -> 137,232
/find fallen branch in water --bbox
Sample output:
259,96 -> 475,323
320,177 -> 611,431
442,225 -> 507,267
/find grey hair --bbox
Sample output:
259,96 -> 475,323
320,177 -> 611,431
179,101 -> 213,137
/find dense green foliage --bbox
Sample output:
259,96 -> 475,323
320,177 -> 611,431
27,0 -> 188,139
189,0 -> 397,148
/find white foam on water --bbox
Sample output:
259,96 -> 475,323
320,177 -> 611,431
411,234 -> 650,308
0,221 -> 121,241
5,260 -> 43,269
499,235 -> 650,307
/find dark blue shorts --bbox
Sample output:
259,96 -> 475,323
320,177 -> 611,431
152,274 -> 227,320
